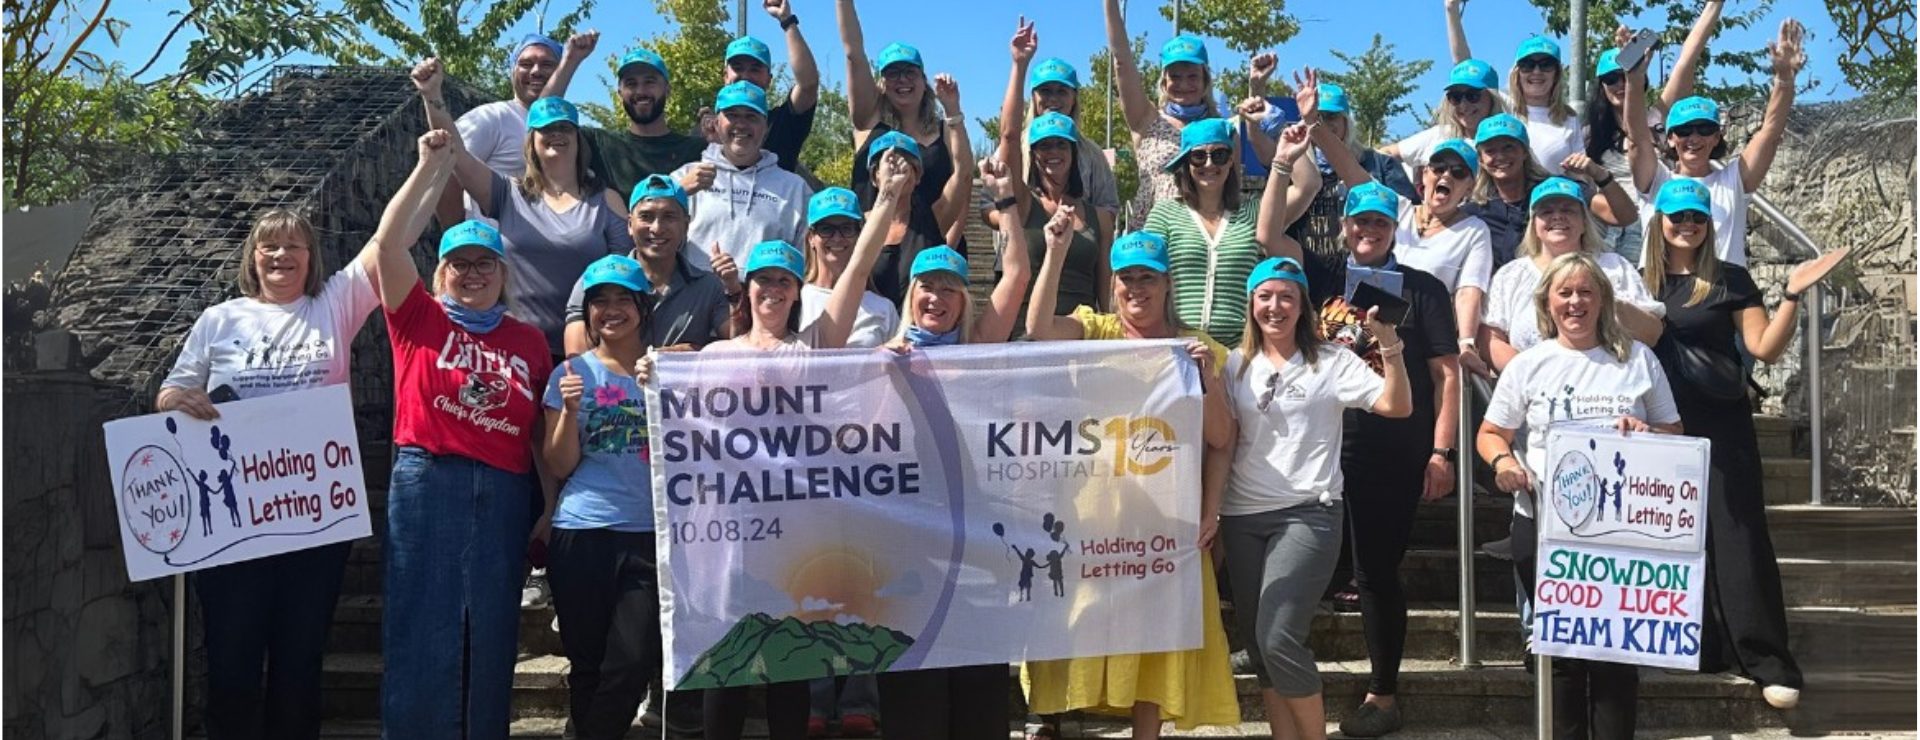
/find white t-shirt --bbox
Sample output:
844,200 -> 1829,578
1394,204 -> 1494,293
1392,124 -> 1456,183
161,258 -> 379,400
1483,251 -> 1663,354
1523,105 -> 1583,175
1483,340 -> 1680,518
799,284 -> 900,349
457,99 -> 531,178
1640,160 -> 1750,267
1222,347 -> 1385,515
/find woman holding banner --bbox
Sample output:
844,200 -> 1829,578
694,152 -> 893,740
365,131 -> 555,735
1020,224 -> 1240,737
155,207 -> 385,735
1640,178 -> 1849,710
1220,253 -> 1412,740
1478,251 -> 1682,739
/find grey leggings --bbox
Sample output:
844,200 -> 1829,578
1221,500 -> 1345,697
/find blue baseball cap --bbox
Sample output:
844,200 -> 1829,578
1429,139 -> 1480,175
510,34 -> 563,74
1594,48 -> 1623,78
1654,178 -> 1712,216
1318,82 -> 1351,115
1475,113 -> 1529,147
807,187 -> 863,226
865,130 -> 922,167
628,174 -> 689,212
438,220 -> 504,259
725,36 -> 772,67
1109,231 -> 1170,273
1529,177 -> 1586,210
526,97 -> 579,130
1448,58 -> 1499,91
1515,35 -> 1563,63
581,254 -> 653,296
1027,111 -> 1078,146
1027,58 -> 1080,90
1666,96 -> 1721,130
617,48 -> 669,80
714,80 -> 769,116
744,240 -> 806,280
909,246 -> 969,283
1163,118 -> 1235,172
1245,256 -> 1310,296
1344,181 -> 1401,220
1159,34 -> 1209,68
876,42 -> 924,72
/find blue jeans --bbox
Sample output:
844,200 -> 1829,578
1599,220 -> 1644,265
195,541 -> 351,740
382,447 -> 535,739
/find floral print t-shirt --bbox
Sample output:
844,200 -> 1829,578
543,351 -> 655,531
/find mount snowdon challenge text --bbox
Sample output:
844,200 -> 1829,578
657,385 -> 921,506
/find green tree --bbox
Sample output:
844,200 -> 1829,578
974,116 -> 1001,161
1076,35 -> 1158,152
1320,34 -> 1434,147
1521,0 -> 1777,105
341,0 -> 595,98
1827,0 -> 1914,105
640,0 -> 731,135
1158,0 -> 1298,54
800,85 -> 855,188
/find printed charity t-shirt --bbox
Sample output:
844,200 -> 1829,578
1483,250 -> 1663,354
544,351 -> 656,531
162,258 -> 379,400
386,282 -> 553,474
1222,346 -> 1384,515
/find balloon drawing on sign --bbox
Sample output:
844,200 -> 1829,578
1550,450 -> 1600,532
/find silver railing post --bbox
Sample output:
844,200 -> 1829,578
1807,283 -> 1824,505
1535,654 -> 1553,739
1457,376 -> 1479,667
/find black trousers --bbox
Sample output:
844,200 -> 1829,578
1698,460 -> 1802,688
876,665 -> 1010,740
1513,515 -> 1639,740
194,541 -> 351,740
547,527 -> 669,740
703,681 -> 810,740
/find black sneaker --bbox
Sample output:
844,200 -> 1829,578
1338,701 -> 1403,738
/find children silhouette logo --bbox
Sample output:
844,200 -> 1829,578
993,513 -> 1070,602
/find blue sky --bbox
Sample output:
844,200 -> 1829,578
86,1 -> 1856,144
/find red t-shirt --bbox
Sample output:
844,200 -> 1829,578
387,282 -> 553,474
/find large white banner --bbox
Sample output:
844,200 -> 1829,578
646,340 -> 1205,690
104,384 -> 373,582
1532,423 -> 1710,670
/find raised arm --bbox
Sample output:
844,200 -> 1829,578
819,153 -> 909,348
1742,248 -> 1850,362
971,159 -> 1032,343
1621,44 -> 1659,195
1444,0 -> 1472,63
1296,70 -> 1375,189
1659,0 -> 1722,108
931,74 -> 975,233
1564,152 -> 1638,226
765,0 -> 820,112
412,58 -> 498,214
836,0 -> 880,130
1257,121 -> 1313,261
544,30 -> 599,102
999,19 -> 1038,207
1104,0 -> 1157,136
1742,19 -> 1804,193
1024,203 -> 1088,341
369,130 -> 458,311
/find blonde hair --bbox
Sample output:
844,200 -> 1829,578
1642,219 -> 1720,308
893,272 -> 974,344
1517,201 -> 1609,259
431,258 -> 514,311
236,209 -> 325,299
1235,279 -> 1323,379
518,125 -> 602,199
1507,64 -> 1575,125
876,79 -> 941,136
1533,252 -> 1632,361
1470,147 -> 1552,205
1157,66 -> 1213,107
1436,91 -> 1506,139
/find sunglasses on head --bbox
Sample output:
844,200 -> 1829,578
1427,163 -> 1473,180
1517,56 -> 1559,73
1186,148 -> 1232,167
1598,72 -> 1625,86
1446,88 -> 1484,104
1668,123 -> 1721,139
1665,210 -> 1711,225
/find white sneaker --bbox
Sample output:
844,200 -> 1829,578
1762,685 -> 1801,709
521,568 -> 551,609
1480,536 -> 1514,561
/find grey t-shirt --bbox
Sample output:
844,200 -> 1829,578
565,254 -> 733,348
487,172 -> 636,354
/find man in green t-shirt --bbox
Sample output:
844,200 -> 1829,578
548,36 -> 709,203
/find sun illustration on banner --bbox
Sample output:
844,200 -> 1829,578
676,544 -> 919,690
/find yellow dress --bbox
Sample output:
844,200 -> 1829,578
1021,308 -> 1242,728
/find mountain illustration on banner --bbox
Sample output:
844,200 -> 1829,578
675,613 -> 914,689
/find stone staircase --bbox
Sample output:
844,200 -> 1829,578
312,416 -> 1914,737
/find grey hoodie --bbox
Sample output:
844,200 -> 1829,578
674,143 -> 812,272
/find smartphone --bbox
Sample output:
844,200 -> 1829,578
1616,29 -> 1659,73
1349,281 -> 1411,327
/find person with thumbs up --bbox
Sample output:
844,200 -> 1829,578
563,176 -> 738,355
671,81 -> 814,276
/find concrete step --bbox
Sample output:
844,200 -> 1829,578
1397,549 -> 1917,607
1762,458 -> 1813,505
310,719 -> 1848,738
321,652 -> 570,720
1752,415 -> 1803,458
1765,505 -> 1917,561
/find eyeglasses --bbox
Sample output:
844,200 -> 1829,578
1517,57 -> 1560,73
1665,211 -> 1711,225
254,242 -> 309,256
1186,148 -> 1232,168
1598,72 -> 1626,87
1446,89 -> 1484,104
1257,371 -> 1281,412
1427,163 -> 1473,180
812,223 -> 860,239
446,258 -> 501,275
1668,123 -> 1721,139
880,66 -> 922,81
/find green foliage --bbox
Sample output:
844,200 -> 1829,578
1827,0 -> 1915,104
1320,34 -> 1434,147
1076,35 -> 1158,152
1158,0 -> 1298,54
1521,0 -> 1777,106
341,0 -> 596,99
643,0 -> 732,135
800,85 -> 855,188
974,115 -> 1002,161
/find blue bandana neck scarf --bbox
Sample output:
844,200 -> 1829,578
440,294 -> 508,335
1164,101 -> 1216,123
904,325 -> 961,348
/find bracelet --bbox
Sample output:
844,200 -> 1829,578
1269,165 -> 1293,179
1490,451 -> 1514,469
1781,290 -> 1802,303
780,13 -> 799,30
993,196 -> 1018,211
944,114 -> 966,126
1377,342 -> 1406,358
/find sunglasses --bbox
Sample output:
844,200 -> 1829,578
812,223 -> 860,239
1598,72 -> 1625,87
1517,57 -> 1560,73
1427,163 -> 1473,180
1257,371 -> 1281,412
1186,148 -> 1232,168
1446,89 -> 1485,104
1668,123 -> 1721,139
1665,211 -> 1711,225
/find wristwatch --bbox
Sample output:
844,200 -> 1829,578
1431,446 -> 1457,463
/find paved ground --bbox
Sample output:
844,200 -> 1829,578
313,719 -> 1916,739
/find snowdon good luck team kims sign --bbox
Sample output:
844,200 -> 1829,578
646,340 -> 1205,690
105,384 -> 372,582
1533,423 -> 1710,670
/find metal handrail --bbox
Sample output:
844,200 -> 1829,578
1457,376 -> 1481,669
1746,189 -> 1829,506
